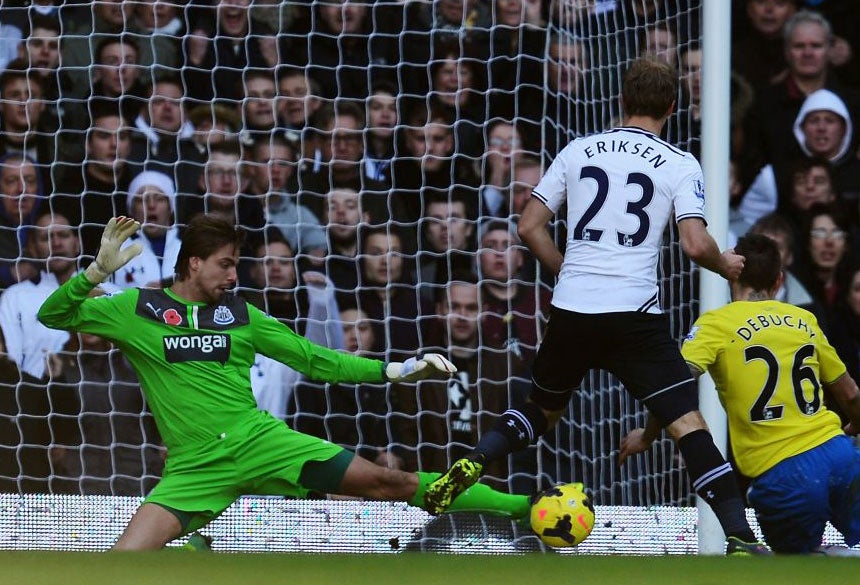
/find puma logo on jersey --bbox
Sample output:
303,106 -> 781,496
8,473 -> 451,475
163,333 -> 231,364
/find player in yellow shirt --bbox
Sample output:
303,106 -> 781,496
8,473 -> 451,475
621,233 -> 860,554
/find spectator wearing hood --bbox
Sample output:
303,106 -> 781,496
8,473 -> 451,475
739,10 -> 860,192
0,153 -> 43,289
111,170 -> 181,289
739,88 -> 860,227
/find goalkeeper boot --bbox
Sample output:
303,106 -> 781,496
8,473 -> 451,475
182,531 -> 213,552
725,536 -> 772,556
423,454 -> 485,515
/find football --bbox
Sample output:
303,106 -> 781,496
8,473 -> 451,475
529,482 -> 595,548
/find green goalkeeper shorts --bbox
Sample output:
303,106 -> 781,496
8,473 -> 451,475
144,411 -> 352,533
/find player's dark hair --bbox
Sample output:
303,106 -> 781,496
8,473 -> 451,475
622,57 -> 678,119
734,233 -> 782,292
175,215 -> 245,280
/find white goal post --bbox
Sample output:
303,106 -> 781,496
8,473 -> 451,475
698,0 -> 733,556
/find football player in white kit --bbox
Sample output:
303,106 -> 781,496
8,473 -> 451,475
425,57 -> 770,555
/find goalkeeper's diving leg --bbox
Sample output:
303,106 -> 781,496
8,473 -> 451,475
423,401 -> 550,516
335,454 -> 530,519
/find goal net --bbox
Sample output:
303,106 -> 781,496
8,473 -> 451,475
0,0 -> 776,552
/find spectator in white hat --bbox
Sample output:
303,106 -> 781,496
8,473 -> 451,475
112,170 -> 181,288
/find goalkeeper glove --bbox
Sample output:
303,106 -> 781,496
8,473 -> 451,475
84,216 -> 144,284
385,353 -> 457,383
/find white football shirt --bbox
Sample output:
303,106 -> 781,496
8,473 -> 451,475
532,127 -> 706,314
0,271 -> 70,379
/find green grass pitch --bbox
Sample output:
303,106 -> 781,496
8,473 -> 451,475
2,552 -> 858,585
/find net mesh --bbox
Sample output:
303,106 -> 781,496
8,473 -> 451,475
1,0 -> 709,549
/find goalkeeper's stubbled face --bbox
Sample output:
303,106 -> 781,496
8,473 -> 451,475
191,243 -> 239,304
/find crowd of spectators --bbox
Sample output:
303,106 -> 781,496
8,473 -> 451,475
2,0 -> 858,508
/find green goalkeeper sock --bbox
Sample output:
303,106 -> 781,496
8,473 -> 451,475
408,471 -> 530,519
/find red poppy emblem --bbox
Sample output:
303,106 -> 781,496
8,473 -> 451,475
163,308 -> 183,326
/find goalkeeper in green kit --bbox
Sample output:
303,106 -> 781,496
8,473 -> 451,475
38,215 -> 530,550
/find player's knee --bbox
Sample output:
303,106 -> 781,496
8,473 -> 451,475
665,410 -> 708,441
643,380 -> 699,435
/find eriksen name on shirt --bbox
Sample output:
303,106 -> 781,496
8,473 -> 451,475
583,140 -> 667,169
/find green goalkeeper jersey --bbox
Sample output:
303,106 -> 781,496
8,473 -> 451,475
38,273 -> 386,451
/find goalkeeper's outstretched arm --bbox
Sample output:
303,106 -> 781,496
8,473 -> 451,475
249,304 -> 457,385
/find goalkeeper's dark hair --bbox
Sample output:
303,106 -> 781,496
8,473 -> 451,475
733,233 -> 782,292
175,214 -> 245,280
622,57 -> 678,119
